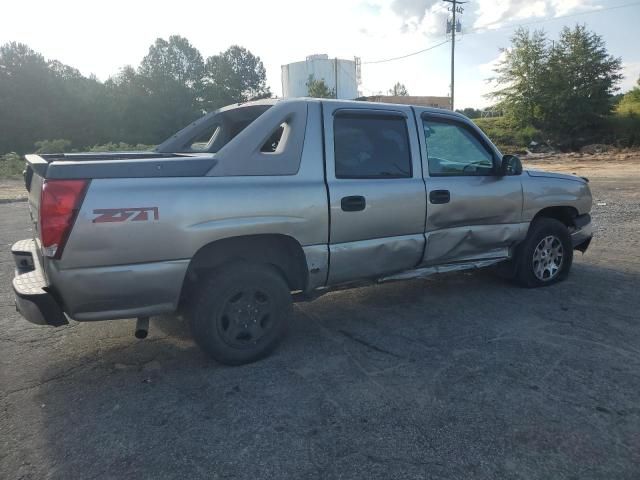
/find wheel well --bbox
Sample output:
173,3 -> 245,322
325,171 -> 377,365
532,206 -> 578,229
181,234 -> 308,302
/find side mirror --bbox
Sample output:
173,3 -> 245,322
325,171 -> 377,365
499,154 -> 523,176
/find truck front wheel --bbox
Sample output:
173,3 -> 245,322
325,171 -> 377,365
514,217 -> 573,288
188,262 -> 292,365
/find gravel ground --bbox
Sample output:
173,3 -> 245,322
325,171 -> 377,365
0,179 -> 27,203
1,161 -> 639,479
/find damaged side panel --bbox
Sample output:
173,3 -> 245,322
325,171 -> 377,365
303,244 -> 329,292
422,223 -> 528,265
380,258 -> 504,282
521,174 -> 592,219
328,234 -> 424,285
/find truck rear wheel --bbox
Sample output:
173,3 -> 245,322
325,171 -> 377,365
188,262 -> 292,365
514,217 -> 573,288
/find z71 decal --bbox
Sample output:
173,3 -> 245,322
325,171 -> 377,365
92,207 -> 159,223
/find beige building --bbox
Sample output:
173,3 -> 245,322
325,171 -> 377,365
363,95 -> 451,110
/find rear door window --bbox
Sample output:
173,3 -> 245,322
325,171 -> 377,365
333,114 -> 412,179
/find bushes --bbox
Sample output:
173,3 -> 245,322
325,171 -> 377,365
34,139 -> 72,154
615,79 -> 640,116
32,139 -> 154,154
0,152 -> 25,178
599,115 -> 640,147
616,97 -> 640,116
474,114 -> 640,152
474,117 -> 542,152
546,114 -> 640,150
87,142 -> 154,152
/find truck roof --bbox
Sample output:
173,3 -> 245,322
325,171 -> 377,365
250,97 -> 464,119
154,97 -> 474,158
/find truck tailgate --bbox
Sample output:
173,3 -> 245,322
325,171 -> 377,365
23,155 -> 48,250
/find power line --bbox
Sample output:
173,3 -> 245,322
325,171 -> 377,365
431,3 -> 451,14
467,1 -> 640,35
361,1 -> 640,65
363,40 -> 449,64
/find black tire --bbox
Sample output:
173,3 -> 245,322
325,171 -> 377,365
514,217 -> 573,288
187,262 -> 292,365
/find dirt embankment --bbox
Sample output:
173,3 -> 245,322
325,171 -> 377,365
0,179 -> 27,203
521,149 -> 640,178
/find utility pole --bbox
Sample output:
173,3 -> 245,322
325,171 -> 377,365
334,57 -> 339,99
443,0 -> 466,111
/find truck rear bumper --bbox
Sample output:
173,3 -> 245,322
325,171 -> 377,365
47,257 -> 189,321
12,239 -> 188,323
12,239 -> 68,326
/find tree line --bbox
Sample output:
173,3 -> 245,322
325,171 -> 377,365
1,25 -> 637,156
0,36 -> 269,154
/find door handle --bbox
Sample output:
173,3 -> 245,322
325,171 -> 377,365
429,190 -> 450,204
341,195 -> 366,212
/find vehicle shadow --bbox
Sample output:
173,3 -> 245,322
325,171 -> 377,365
24,261 -> 640,479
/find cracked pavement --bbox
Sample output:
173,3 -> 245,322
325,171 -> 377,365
1,171 -> 640,479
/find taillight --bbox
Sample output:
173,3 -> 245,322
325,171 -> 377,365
40,179 -> 89,259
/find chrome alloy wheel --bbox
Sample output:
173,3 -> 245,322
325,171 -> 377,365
532,235 -> 564,281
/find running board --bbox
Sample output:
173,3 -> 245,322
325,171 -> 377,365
294,257 -> 508,303
378,258 -> 506,282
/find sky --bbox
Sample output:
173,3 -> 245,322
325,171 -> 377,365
1,0 -> 639,108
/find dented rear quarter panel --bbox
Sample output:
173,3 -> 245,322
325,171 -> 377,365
47,172 -> 329,319
59,175 -> 328,269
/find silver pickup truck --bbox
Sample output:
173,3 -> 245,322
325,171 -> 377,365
11,98 -> 593,364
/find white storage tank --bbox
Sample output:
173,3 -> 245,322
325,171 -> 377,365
282,54 -> 360,99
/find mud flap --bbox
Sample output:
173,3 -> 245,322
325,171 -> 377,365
574,236 -> 592,254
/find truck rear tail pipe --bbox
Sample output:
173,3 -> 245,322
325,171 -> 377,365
135,317 -> 149,339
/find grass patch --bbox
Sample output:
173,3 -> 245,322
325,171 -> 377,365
474,117 -> 542,153
33,139 -> 154,154
87,142 -> 154,152
474,114 -> 640,152
0,153 -> 25,179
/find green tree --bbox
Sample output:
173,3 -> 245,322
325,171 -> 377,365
139,35 -> 204,87
388,82 -> 409,96
0,43 -> 55,154
104,65 -> 158,144
487,28 -> 548,128
488,25 -> 622,136
201,46 -> 270,111
306,75 -> 335,98
133,36 -> 205,142
542,25 -> 622,134
616,76 -> 640,115
0,42 -> 111,153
